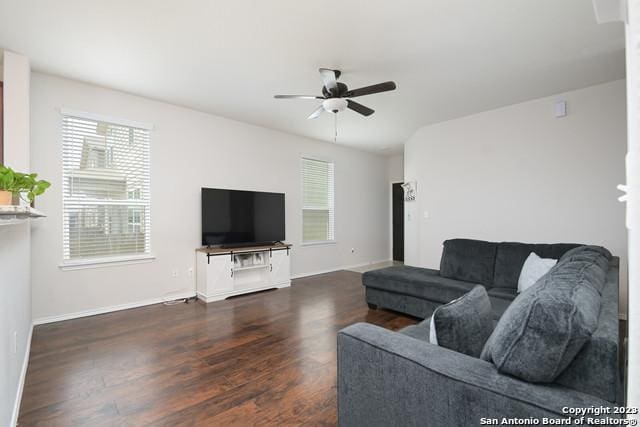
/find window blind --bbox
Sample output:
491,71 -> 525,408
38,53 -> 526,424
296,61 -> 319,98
302,158 -> 335,243
62,113 -> 151,261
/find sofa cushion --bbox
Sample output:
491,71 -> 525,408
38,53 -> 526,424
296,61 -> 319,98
430,285 -> 494,358
398,319 -> 431,342
493,242 -> 580,290
363,266 -> 478,304
439,239 -> 497,286
488,296 -> 511,320
488,287 -> 518,301
365,287 -> 441,319
555,269 -> 620,403
480,254 -> 606,383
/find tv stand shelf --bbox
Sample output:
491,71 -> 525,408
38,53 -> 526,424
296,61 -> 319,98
197,242 -> 290,260
233,264 -> 269,273
196,243 -> 291,303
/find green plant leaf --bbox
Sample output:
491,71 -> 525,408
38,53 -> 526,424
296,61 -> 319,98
0,166 -> 50,201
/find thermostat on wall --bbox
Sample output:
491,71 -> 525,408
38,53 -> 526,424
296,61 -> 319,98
555,101 -> 567,118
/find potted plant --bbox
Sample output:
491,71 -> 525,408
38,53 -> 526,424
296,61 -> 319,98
0,165 -> 51,206
0,166 -> 16,205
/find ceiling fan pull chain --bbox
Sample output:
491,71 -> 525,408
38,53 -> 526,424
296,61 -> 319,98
334,112 -> 338,143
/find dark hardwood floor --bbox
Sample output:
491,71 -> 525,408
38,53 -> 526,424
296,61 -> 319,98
19,271 -> 417,426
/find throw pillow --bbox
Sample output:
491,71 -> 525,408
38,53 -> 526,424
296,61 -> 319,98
429,285 -> 494,357
560,245 -> 612,263
429,314 -> 438,345
480,254 -> 606,383
517,252 -> 557,293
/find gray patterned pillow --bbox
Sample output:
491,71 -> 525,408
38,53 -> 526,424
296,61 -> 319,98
480,253 -> 606,382
430,285 -> 494,358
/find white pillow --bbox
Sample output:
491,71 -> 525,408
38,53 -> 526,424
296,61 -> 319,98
517,252 -> 557,293
429,314 -> 438,345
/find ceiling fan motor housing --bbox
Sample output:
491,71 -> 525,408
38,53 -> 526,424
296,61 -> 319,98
322,82 -> 348,98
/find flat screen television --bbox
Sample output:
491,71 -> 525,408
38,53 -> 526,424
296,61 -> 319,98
201,188 -> 285,247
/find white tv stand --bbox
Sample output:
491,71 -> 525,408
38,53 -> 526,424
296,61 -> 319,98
196,242 -> 291,303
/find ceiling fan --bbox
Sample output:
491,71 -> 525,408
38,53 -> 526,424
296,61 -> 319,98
274,68 -> 397,119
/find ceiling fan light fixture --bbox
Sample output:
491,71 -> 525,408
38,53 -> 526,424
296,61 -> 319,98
322,98 -> 348,113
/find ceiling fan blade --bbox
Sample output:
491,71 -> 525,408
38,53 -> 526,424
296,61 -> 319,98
344,81 -> 396,98
347,100 -> 375,116
308,105 -> 325,119
274,94 -> 323,99
319,68 -> 339,95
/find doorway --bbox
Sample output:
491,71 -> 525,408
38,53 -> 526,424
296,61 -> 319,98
392,182 -> 404,262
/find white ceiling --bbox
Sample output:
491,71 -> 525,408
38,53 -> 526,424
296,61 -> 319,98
0,0 -> 625,153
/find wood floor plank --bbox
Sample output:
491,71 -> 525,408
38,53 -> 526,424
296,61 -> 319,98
19,270 -> 417,426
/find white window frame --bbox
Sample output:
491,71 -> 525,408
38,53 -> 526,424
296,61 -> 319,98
59,108 -> 155,270
301,156 -> 336,246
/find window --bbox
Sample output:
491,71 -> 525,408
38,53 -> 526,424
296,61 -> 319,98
302,157 -> 335,243
61,111 -> 151,264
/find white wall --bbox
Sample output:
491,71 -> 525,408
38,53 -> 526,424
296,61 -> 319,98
30,73 -> 392,321
388,154 -> 404,183
0,51 -> 32,427
404,80 -> 628,314
3,51 -> 30,171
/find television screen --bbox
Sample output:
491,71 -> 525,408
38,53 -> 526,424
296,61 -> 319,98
201,188 -> 285,247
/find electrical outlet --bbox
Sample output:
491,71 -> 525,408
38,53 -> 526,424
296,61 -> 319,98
171,268 -> 179,278
12,331 -> 17,354
187,267 -> 194,278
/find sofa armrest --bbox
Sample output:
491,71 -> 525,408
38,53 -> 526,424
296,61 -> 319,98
337,323 -> 617,427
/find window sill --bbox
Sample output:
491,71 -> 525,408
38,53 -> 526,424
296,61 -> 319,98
59,254 -> 156,271
300,240 -> 337,247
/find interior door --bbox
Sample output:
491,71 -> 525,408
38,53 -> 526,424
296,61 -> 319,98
392,183 -> 404,262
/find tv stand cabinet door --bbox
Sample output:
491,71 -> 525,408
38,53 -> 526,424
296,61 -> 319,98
206,255 -> 234,295
270,250 -> 291,286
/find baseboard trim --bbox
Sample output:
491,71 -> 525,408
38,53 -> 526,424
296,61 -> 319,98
32,291 -> 196,325
11,323 -> 33,427
291,259 -> 391,279
33,261 -> 391,324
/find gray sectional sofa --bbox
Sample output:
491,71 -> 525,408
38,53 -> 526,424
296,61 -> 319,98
338,239 -> 621,426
